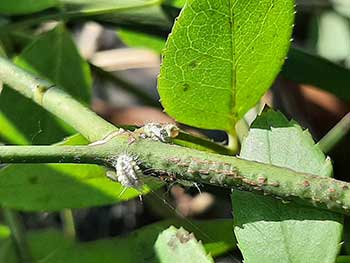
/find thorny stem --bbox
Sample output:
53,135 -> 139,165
1,137 -> 350,216
3,209 -> 33,263
2,57 -> 350,216
318,112 -> 350,153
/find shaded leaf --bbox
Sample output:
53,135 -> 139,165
0,24 -> 91,145
0,135 -> 162,211
0,0 -> 58,15
0,219 -> 234,262
165,0 -> 187,8
232,110 -> 343,263
158,0 -> 294,131
155,226 -> 214,263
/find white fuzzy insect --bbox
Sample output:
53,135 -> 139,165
107,154 -> 143,189
141,123 -> 179,143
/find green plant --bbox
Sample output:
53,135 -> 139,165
1,0 -> 350,262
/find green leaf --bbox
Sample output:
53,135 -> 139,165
0,24 -> 92,145
60,0 -> 158,13
155,226 -> 214,263
0,0 -> 58,15
158,0 -> 294,131
337,256 -> 350,263
14,24 -> 91,103
118,29 -> 165,53
282,48 -> 350,102
0,219 -> 234,262
165,0 -> 187,8
0,135 -> 161,211
232,110 -> 343,263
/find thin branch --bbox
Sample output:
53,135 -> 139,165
1,137 -> 350,216
1,57 -> 350,216
3,209 -> 33,263
318,112 -> 350,153
60,209 -> 76,240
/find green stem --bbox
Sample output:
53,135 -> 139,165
3,209 -> 32,263
227,130 -> 240,154
2,56 -> 350,216
1,137 -> 350,216
90,63 -> 159,108
318,112 -> 350,153
0,145 -> 105,164
0,57 -> 117,142
60,209 -> 76,240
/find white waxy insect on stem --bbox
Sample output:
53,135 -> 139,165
141,123 -> 179,143
107,154 -> 143,189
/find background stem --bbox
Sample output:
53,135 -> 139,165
3,209 -> 33,263
318,112 -> 350,153
60,209 -> 76,240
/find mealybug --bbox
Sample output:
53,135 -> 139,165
107,154 -> 143,189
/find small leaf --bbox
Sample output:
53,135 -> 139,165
155,226 -> 214,263
0,219 -> 234,262
0,135 -> 161,211
0,0 -> 58,15
232,110 -> 343,263
158,0 -> 294,131
0,24 -> 92,145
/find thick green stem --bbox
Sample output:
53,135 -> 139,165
3,209 -> 32,263
0,145 -> 105,164
0,57 -> 117,142
318,112 -> 350,153
1,137 -> 350,216
1,56 -> 350,216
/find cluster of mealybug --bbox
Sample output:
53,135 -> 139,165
141,123 -> 179,143
107,154 -> 143,189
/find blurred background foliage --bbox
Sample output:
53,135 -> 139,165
0,0 -> 350,262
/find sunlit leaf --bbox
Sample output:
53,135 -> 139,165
232,110 -> 343,263
0,219 -> 234,262
158,0 -> 294,131
155,226 -> 214,263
